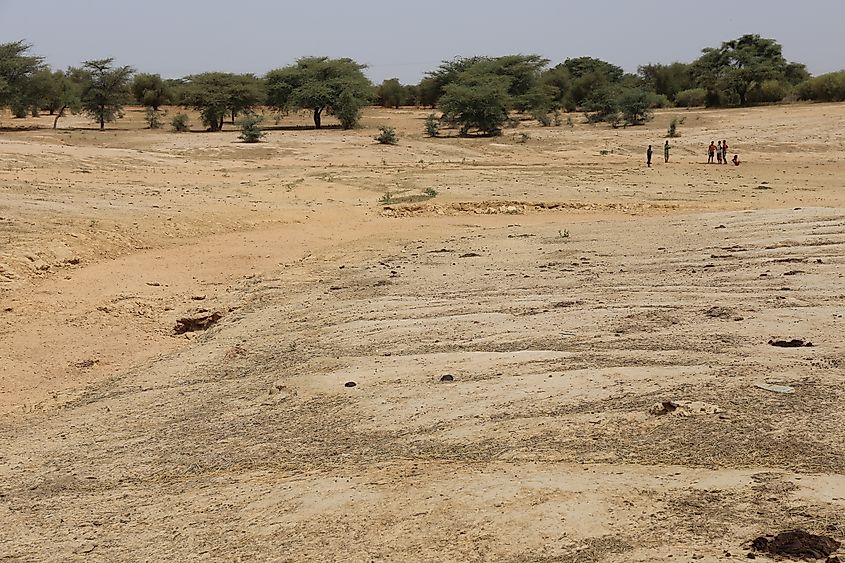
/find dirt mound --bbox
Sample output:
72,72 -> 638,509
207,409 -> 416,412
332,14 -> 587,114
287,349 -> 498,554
751,530 -> 840,560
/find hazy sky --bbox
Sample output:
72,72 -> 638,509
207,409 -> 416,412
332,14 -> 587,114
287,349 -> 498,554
1,0 -> 842,83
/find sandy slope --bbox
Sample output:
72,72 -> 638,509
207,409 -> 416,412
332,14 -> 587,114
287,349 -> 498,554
1,104 -> 844,561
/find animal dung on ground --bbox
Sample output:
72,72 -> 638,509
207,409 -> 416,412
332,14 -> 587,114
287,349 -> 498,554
440,374 -> 455,382
344,381 -> 357,388
769,338 -> 813,348
173,311 -> 223,334
750,529 -> 840,559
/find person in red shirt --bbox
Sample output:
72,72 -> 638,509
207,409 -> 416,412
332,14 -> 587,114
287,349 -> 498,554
708,141 -> 716,163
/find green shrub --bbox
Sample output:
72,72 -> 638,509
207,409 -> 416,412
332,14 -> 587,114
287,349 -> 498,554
619,88 -> 654,125
145,108 -> 163,129
438,71 -> 510,136
749,79 -> 789,103
12,103 -> 27,118
648,93 -> 672,108
796,71 -> 845,102
375,126 -> 398,145
424,113 -> 439,137
667,116 -> 686,138
532,108 -> 551,126
170,112 -> 190,132
674,87 -> 707,107
583,86 -> 620,124
238,113 -> 266,143
332,89 -> 364,129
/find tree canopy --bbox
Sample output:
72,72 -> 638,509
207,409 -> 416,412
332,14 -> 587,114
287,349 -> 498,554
265,57 -> 371,129
692,34 -> 807,106
75,58 -> 134,130
0,41 -> 45,114
132,73 -> 171,110
439,70 -> 511,136
179,72 -> 264,131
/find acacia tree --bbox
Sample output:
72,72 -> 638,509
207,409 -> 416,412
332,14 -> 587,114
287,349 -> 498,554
131,73 -> 170,110
637,62 -> 694,102
179,72 -> 230,131
692,34 -> 807,106
0,41 -> 45,117
540,64 -> 574,111
265,57 -> 372,129
376,78 -> 404,108
438,70 -> 510,136
31,69 -> 81,128
561,57 -> 625,108
224,74 -> 264,123
75,58 -> 133,130
179,72 -> 264,131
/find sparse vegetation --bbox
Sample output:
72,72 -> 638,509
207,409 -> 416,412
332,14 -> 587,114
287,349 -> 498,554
424,113 -> 439,137
238,113 -> 266,143
170,112 -> 190,132
379,187 -> 438,205
144,108 -> 163,129
667,116 -> 686,137
375,126 -> 398,145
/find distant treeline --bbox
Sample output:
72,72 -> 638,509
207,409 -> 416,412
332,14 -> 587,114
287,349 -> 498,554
1,35 -> 843,135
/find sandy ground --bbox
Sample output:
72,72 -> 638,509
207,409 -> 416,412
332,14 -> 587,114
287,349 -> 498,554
1,103 -> 844,561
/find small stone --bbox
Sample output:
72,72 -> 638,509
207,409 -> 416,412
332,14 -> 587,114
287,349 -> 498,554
344,381 -> 357,388
440,374 -> 454,382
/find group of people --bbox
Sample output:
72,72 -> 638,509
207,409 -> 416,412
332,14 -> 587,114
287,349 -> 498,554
708,140 -> 735,164
646,139 -> 739,167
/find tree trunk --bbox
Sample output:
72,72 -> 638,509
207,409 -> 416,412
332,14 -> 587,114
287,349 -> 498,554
313,108 -> 322,129
219,115 -> 224,131
53,106 -> 67,129
100,114 -> 105,130
231,110 -> 236,124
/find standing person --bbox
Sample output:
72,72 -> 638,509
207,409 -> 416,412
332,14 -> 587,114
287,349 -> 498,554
664,140 -> 671,163
647,144 -> 653,167
708,141 -> 716,163
716,141 -> 723,163
722,140 -> 729,164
